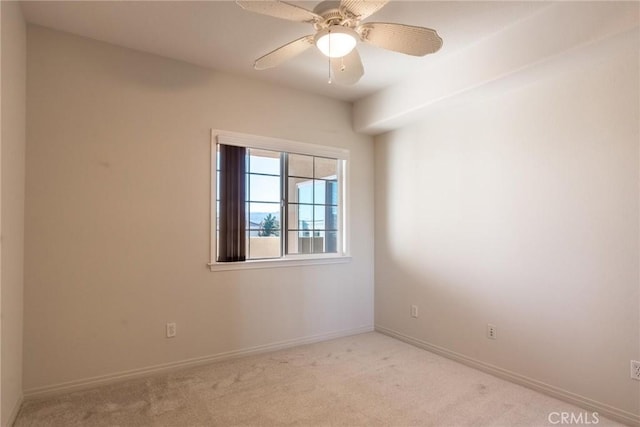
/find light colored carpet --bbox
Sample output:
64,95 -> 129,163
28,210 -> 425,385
15,332 -> 622,426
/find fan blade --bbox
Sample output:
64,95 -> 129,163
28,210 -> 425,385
254,35 -> 315,70
358,22 -> 443,56
340,0 -> 388,20
236,1 -> 321,23
330,48 -> 364,85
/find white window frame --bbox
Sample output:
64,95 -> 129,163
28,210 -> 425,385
209,129 -> 351,271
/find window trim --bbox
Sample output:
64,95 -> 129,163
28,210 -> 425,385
209,129 -> 350,271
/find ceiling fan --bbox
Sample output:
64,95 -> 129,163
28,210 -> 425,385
236,0 -> 443,85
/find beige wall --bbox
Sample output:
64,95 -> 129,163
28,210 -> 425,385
24,26 -> 374,391
1,1 -> 26,425
374,39 -> 639,418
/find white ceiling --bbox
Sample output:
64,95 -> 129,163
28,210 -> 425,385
20,1 -> 550,102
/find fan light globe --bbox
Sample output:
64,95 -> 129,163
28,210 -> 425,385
315,26 -> 357,58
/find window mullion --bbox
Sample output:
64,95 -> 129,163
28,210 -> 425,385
282,152 -> 288,257
337,159 -> 344,256
246,150 -> 251,260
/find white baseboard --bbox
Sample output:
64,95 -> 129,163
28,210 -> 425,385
23,325 -> 374,400
376,325 -> 640,427
6,393 -> 23,427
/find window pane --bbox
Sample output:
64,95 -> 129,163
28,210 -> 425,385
325,231 -> 338,253
287,230 -> 313,254
314,180 -> 325,204
326,180 -> 338,205
248,149 -> 280,175
249,174 -> 280,202
289,154 -> 313,178
314,205 -> 325,230
249,233 -> 281,259
299,205 -> 313,231
247,202 -> 281,259
325,206 -> 338,230
313,231 -> 325,253
287,204 -> 297,232
216,201 -> 220,231
315,157 -> 337,179
288,177 -> 313,204
289,204 -> 313,230
248,204 -> 280,232
216,171 -> 220,201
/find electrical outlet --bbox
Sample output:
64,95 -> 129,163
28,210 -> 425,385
166,322 -> 176,338
631,360 -> 640,380
410,305 -> 418,318
487,324 -> 496,340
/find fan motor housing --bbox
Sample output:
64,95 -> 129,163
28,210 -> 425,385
313,0 -> 352,28
313,0 -> 341,17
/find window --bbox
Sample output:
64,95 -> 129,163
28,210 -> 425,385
287,154 -> 339,255
210,130 -> 349,271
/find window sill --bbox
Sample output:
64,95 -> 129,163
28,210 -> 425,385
208,255 -> 352,272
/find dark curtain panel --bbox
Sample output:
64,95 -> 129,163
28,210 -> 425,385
218,144 -> 246,262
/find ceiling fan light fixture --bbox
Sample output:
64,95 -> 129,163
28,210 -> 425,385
314,26 -> 358,58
